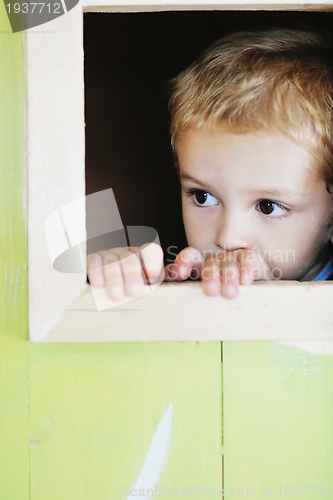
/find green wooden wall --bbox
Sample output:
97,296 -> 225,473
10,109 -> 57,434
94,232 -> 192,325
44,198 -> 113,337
1,3 -> 333,498
0,2 -> 29,499
224,341 -> 333,497
29,343 -> 222,499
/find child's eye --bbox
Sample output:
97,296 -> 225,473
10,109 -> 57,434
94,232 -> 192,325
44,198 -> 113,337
185,188 -> 219,207
256,199 -> 289,217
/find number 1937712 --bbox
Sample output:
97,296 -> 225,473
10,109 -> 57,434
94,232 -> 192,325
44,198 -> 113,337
6,2 -> 61,13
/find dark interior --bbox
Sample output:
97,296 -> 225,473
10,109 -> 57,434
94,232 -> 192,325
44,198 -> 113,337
84,10 -> 332,266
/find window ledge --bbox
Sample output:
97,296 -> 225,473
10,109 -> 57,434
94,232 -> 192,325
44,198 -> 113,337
30,281 -> 333,343
82,0 -> 333,13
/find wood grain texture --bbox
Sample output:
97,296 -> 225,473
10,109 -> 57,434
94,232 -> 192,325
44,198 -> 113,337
36,281 -> 333,343
29,342 -> 222,500
27,5 -> 86,342
223,341 -> 333,493
0,3 -> 29,498
82,0 -> 333,12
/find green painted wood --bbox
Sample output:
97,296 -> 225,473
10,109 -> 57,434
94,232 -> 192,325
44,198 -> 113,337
0,3 -> 29,499
223,341 -> 333,497
29,342 -> 222,499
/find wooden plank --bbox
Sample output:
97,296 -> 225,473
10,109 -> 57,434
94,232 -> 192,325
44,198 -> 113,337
0,3 -> 29,498
223,341 -> 333,494
34,281 -> 333,342
29,342 -> 222,500
0,339 -> 29,499
82,0 -> 333,11
27,5 -> 86,342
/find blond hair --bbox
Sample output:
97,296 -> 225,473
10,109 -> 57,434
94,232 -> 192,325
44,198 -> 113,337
169,28 -> 333,194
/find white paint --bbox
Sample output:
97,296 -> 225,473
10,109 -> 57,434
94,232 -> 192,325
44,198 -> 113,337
278,340 -> 333,356
128,403 -> 173,499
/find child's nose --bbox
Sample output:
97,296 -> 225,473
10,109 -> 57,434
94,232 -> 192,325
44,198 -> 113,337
214,211 -> 252,252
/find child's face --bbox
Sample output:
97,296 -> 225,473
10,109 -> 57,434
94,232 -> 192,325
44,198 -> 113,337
177,129 -> 333,280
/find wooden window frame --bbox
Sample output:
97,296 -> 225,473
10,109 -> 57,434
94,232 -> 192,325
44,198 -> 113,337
27,0 -> 333,344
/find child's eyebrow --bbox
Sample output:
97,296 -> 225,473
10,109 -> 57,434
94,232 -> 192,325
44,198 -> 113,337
180,172 -> 219,193
247,188 -> 303,197
180,172 -> 209,185
180,173 -> 302,197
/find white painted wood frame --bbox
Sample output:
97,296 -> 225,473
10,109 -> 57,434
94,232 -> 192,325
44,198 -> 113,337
27,0 -> 333,345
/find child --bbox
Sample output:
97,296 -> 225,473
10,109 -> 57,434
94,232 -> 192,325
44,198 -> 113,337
87,27 -> 333,300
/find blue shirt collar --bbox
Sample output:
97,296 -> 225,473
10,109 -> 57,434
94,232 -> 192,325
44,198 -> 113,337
311,253 -> 333,281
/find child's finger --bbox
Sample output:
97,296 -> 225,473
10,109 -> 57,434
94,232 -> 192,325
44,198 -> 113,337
220,258 -> 240,299
87,253 -> 105,287
139,242 -> 164,283
200,256 -> 222,296
200,254 -> 240,299
237,249 -> 273,284
171,247 -> 205,280
102,252 -> 126,301
116,248 -> 146,298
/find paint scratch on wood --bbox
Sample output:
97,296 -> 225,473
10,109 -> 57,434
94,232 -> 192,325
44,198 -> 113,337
278,340 -> 333,356
128,403 -> 173,499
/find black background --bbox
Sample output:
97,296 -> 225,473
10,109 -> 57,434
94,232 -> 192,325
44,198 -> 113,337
84,11 -> 333,265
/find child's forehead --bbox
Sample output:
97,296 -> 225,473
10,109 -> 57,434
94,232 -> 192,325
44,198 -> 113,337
177,128 -> 324,195
178,128 -> 311,165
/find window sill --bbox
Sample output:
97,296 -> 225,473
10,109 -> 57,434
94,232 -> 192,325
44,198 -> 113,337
30,281 -> 333,343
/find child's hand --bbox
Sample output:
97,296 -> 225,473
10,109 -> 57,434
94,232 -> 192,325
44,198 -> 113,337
164,247 -> 275,299
87,243 -> 164,301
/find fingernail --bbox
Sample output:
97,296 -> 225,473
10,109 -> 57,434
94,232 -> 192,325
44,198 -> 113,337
241,269 -> 251,285
179,266 -> 187,279
225,284 -> 237,298
204,282 -> 218,295
128,283 -> 142,297
93,277 -> 104,287
109,286 -> 123,301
